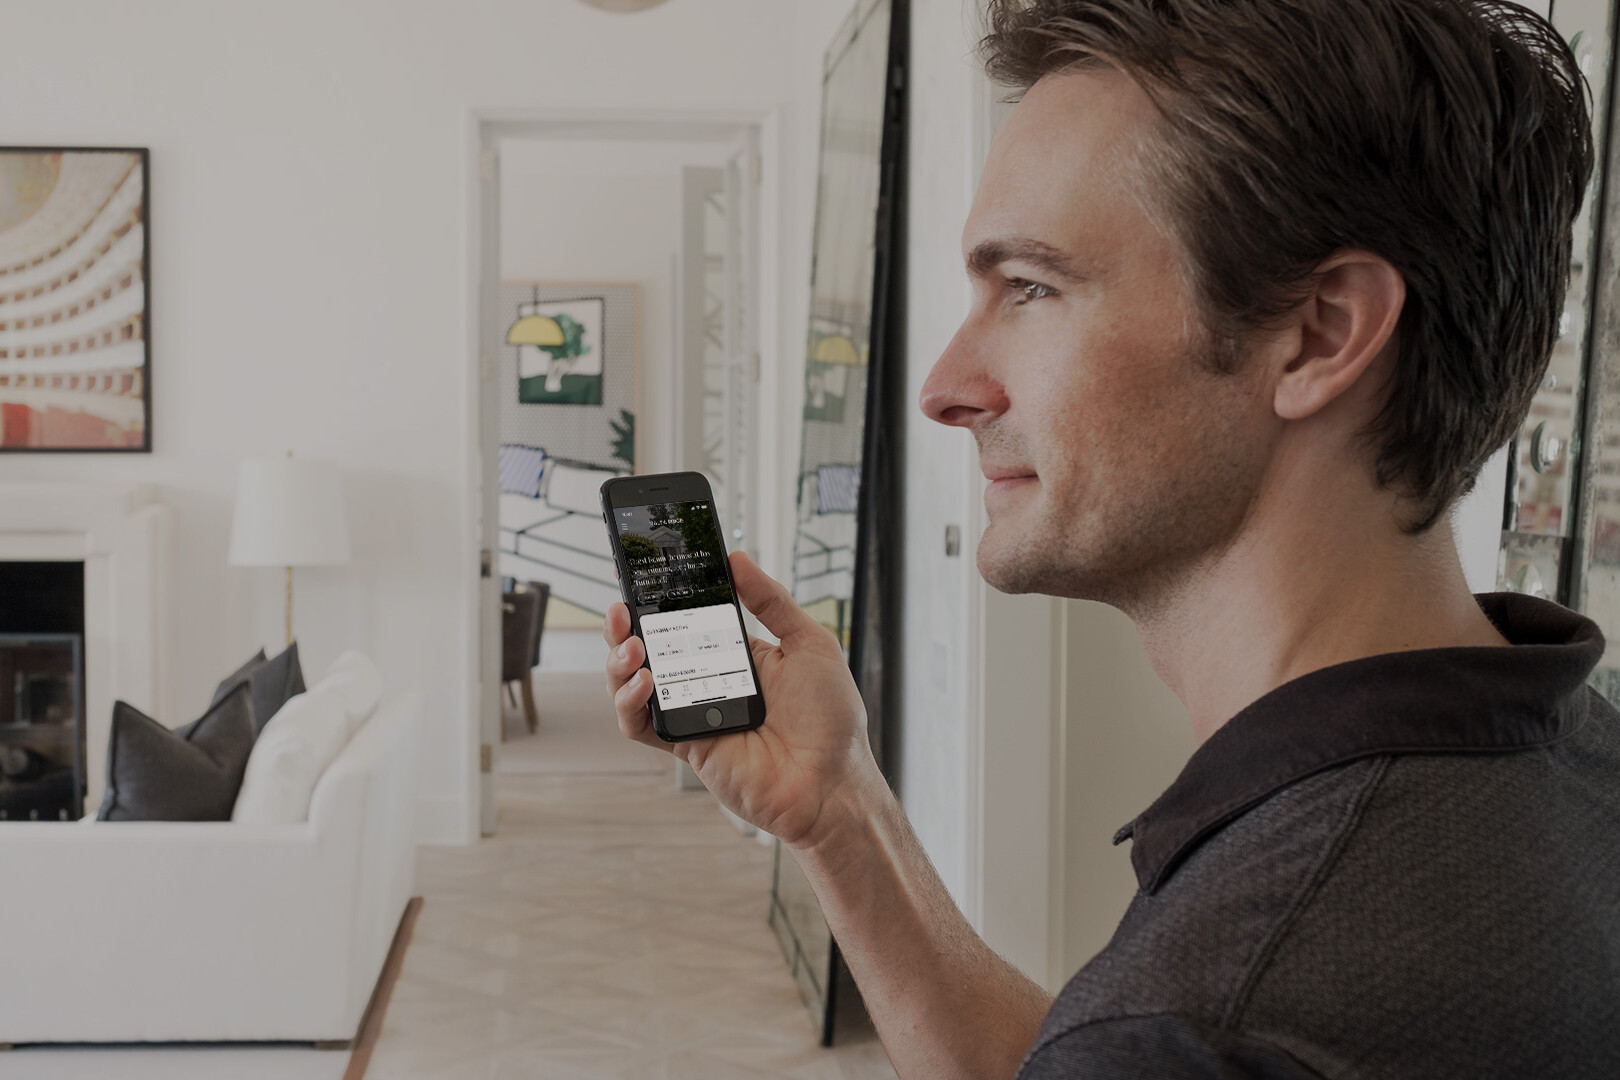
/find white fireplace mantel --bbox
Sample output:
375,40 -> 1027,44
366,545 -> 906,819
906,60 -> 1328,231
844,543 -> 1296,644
0,483 -> 168,814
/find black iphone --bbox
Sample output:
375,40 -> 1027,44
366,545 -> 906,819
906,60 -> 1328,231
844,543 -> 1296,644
600,471 -> 767,741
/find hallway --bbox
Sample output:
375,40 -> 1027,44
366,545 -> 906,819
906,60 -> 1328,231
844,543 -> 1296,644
366,674 -> 896,1078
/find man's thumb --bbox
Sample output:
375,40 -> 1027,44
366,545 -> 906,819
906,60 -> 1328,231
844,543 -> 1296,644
730,551 -> 818,645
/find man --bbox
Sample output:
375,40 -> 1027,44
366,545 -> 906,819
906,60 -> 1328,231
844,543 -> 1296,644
607,0 -> 1619,1075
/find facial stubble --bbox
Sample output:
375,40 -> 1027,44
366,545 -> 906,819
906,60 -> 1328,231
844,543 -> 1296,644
976,352 -> 1265,621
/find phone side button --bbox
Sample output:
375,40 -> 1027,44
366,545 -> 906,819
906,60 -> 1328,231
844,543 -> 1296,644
705,707 -> 723,728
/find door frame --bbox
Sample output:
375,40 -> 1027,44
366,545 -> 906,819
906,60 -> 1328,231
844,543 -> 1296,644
459,107 -> 787,843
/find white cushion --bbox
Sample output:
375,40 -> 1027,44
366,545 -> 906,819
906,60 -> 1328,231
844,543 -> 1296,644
545,460 -> 621,514
232,689 -> 351,824
314,651 -> 382,734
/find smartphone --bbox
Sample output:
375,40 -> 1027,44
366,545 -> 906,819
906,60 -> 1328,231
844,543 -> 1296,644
600,472 -> 767,741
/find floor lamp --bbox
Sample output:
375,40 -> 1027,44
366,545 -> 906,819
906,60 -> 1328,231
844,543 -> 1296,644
228,456 -> 352,647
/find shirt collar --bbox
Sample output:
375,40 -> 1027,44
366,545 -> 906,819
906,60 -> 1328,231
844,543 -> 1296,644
1112,593 -> 1605,895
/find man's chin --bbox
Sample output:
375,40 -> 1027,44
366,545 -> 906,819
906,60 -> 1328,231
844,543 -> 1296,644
975,524 -> 1045,595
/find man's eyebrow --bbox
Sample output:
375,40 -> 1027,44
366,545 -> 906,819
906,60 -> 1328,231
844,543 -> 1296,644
965,237 -> 1094,284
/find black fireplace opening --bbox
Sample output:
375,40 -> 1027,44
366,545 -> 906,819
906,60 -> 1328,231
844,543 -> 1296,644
0,563 -> 86,821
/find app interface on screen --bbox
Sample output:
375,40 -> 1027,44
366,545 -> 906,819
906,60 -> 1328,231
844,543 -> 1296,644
616,499 -> 757,710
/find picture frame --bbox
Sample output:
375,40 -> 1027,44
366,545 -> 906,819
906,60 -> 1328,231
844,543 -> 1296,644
0,146 -> 152,453
513,295 -> 607,406
500,280 -> 642,468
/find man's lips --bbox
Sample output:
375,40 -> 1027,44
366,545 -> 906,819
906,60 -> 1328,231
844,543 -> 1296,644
983,466 -> 1038,500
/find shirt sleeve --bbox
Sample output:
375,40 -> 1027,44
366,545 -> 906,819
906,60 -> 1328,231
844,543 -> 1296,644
1017,1013 -> 1329,1080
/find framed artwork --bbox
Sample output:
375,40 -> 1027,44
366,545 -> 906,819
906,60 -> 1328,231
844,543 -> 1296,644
510,294 -> 606,405
496,280 -> 641,630
0,147 -> 151,452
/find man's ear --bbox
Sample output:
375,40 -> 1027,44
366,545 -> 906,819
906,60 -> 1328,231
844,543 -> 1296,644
1274,251 -> 1405,422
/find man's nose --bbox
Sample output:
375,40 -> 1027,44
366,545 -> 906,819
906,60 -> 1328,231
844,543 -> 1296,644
919,322 -> 1010,429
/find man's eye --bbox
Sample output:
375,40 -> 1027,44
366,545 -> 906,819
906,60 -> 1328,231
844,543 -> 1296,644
1008,278 -> 1057,304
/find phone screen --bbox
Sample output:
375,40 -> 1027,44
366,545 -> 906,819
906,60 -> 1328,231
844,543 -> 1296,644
612,499 -> 759,711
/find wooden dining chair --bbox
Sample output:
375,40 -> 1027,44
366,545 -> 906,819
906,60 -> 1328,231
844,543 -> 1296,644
500,581 -> 550,735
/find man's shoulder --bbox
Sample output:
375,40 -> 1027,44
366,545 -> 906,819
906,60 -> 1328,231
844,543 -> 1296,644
1037,696 -> 1620,1077
1235,708 -> 1620,1076
1037,757 -> 1389,1041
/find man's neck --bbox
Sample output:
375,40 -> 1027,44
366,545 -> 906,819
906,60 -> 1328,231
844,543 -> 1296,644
1132,495 -> 1510,746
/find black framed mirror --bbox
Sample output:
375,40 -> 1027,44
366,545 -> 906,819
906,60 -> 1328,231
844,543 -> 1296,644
767,0 -> 907,1046
1499,0 -> 1613,603
1556,0 -> 1620,693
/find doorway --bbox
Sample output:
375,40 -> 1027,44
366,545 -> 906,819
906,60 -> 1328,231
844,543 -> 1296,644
471,115 -> 769,835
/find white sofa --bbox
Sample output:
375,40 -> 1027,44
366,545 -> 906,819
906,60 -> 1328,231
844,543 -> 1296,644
0,688 -> 422,1046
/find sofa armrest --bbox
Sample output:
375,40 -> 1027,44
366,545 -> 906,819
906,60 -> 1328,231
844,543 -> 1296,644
0,817 -> 365,1042
314,689 -> 423,1028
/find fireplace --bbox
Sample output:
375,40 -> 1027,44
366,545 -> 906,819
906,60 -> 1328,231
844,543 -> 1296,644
0,484 -> 167,814
0,563 -> 86,820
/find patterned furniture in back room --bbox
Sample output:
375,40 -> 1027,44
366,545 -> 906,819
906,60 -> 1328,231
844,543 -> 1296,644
497,445 -> 624,617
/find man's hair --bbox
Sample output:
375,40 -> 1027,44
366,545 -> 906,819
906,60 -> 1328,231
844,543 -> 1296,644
981,0 -> 1593,531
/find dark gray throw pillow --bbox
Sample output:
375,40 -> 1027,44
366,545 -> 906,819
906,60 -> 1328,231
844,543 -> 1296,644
210,648 -> 266,706
210,642 -> 305,735
97,684 -> 257,821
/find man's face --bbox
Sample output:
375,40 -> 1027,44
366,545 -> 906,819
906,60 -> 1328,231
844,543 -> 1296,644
920,68 -> 1279,607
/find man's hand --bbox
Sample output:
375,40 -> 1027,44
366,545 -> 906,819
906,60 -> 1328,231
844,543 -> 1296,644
603,551 -> 880,849
607,551 -> 1050,1078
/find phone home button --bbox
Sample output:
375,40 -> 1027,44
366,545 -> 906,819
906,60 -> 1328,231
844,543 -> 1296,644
705,707 -> 723,728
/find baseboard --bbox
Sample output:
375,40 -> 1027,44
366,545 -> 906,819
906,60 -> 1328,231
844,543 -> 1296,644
342,895 -> 422,1080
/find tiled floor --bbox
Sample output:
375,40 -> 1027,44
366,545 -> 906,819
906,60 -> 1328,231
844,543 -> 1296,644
0,1045 -> 345,1080
363,674 -> 897,1079
495,672 -> 666,777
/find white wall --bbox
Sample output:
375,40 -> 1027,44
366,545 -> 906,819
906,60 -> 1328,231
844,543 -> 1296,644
1,0 -> 800,844
1056,602 -> 1193,973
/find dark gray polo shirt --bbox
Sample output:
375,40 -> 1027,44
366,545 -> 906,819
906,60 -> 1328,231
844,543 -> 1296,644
1018,593 -> 1620,1079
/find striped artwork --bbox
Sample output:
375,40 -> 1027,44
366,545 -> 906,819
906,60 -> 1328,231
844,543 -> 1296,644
0,148 -> 150,451
498,443 -> 546,498
816,463 -> 861,514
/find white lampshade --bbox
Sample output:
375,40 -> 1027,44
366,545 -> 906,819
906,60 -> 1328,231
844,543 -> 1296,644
228,457 -> 352,567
